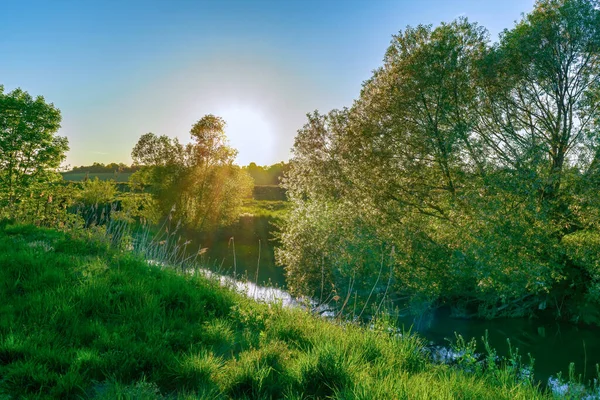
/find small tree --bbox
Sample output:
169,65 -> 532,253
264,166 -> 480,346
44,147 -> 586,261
131,115 -> 253,231
0,86 -> 69,213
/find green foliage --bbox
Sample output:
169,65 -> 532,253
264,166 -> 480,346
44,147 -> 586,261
73,177 -> 159,227
0,85 -> 69,218
243,162 -> 289,186
67,162 -> 140,174
78,177 -> 118,206
0,181 -> 83,229
278,0 -> 600,320
562,230 -> 600,323
0,224 -> 552,399
116,192 -> 161,225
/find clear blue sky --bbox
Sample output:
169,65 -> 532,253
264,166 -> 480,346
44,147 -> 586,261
1,0 -> 535,167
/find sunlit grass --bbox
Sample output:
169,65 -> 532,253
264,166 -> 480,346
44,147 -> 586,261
0,223 -> 557,398
239,199 -> 289,221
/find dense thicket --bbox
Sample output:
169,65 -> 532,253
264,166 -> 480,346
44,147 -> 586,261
277,0 -> 600,322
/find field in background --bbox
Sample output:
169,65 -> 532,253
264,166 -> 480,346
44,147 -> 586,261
61,172 -> 287,205
61,172 -> 133,182
239,199 -> 289,220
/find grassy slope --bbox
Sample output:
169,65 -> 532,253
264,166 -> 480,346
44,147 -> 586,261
0,224 -> 550,399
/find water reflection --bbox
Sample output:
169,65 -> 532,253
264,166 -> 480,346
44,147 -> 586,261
397,309 -> 600,384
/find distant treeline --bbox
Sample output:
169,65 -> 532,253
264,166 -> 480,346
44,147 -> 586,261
68,162 -> 141,174
66,161 -> 289,186
242,162 -> 289,186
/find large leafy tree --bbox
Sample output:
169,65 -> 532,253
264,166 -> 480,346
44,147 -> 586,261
478,0 -> 600,204
279,0 -> 600,320
0,86 -> 69,211
279,19 -> 494,311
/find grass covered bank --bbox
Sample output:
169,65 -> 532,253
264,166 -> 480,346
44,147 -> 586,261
0,224 -> 553,399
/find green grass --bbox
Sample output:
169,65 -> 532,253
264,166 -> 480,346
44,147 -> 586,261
61,172 -> 133,182
0,223 -> 556,399
239,199 -> 289,221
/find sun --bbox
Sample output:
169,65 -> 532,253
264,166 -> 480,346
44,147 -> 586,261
216,105 -> 276,166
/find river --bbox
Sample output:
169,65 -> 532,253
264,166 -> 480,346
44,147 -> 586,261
184,215 -> 600,386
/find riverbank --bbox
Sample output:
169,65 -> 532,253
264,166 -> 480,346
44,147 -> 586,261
0,223 -> 579,398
